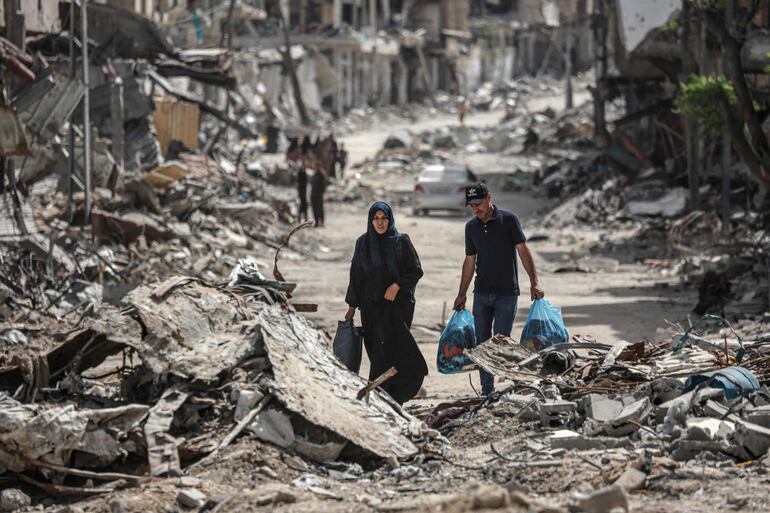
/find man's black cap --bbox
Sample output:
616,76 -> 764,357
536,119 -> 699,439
465,182 -> 489,206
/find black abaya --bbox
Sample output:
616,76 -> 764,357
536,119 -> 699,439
345,234 -> 428,403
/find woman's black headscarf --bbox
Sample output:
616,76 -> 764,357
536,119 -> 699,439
352,201 -> 401,277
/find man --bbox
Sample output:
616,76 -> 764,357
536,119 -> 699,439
336,143 -> 348,178
453,182 -> 544,395
310,169 -> 327,227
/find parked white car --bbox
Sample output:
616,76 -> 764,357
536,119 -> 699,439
413,164 -> 478,215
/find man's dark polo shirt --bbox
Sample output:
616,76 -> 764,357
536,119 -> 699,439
465,206 -> 527,296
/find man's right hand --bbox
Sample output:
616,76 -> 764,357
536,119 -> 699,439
453,294 -> 467,311
344,307 -> 356,321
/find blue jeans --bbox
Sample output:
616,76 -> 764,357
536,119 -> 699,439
473,292 -> 518,394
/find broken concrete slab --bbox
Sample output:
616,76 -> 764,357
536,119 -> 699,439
670,439 -> 741,462
540,400 -> 577,428
746,405 -> 770,429
684,417 -> 735,442
177,488 -> 207,509
257,306 -> 423,461
735,419 -> 770,458
549,430 -> 631,451
124,279 -> 263,383
576,485 -> 629,513
613,467 -> 647,491
604,398 -> 652,437
582,394 -> 623,422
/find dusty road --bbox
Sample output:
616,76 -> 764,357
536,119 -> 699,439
283,90 -> 695,400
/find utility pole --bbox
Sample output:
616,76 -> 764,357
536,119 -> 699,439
592,0 -> 608,144
564,12 -> 573,109
68,0 -> 77,223
332,0 -> 343,117
680,1 -> 699,210
722,0 -> 735,237
82,0 -> 92,223
3,0 -> 28,235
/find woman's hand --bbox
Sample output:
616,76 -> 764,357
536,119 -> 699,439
384,283 -> 400,302
345,307 -> 356,321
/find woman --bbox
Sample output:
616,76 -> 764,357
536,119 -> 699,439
345,202 -> 428,404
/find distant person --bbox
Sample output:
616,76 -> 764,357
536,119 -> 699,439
336,143 -> 348,178
458,97 -> 468,125
310,169 -> 327,227
452,182 -> 544,395
296,165 -> 308,222
345,202 -> 428,404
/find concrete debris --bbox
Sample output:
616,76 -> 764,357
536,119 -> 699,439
734,420 -> 770,458
0,489 -> 31,512
2,2 -> 770,511
582,394 -> 624,422
684,417 -> 735,442
549,430 -> 630,451
576,485 -> 630,513
613,467 -> 647,492
540,400 -> 578,428
176,488 -> 207,509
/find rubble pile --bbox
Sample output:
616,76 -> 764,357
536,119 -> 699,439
390,330 -> 770,511
0,272 -> 447,509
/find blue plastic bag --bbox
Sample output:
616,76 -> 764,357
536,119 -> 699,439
520,299 -> 569,351
437,310 -> 477,374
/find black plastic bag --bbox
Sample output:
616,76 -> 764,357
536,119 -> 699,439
333,319 -> 362,373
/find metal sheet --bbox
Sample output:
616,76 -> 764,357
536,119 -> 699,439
257,306 -> 418,461
17,74 -> 85,142
125,280 -> 262,383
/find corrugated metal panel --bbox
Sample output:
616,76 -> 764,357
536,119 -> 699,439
17,74 -> 86,143
153,98 -> 199,157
